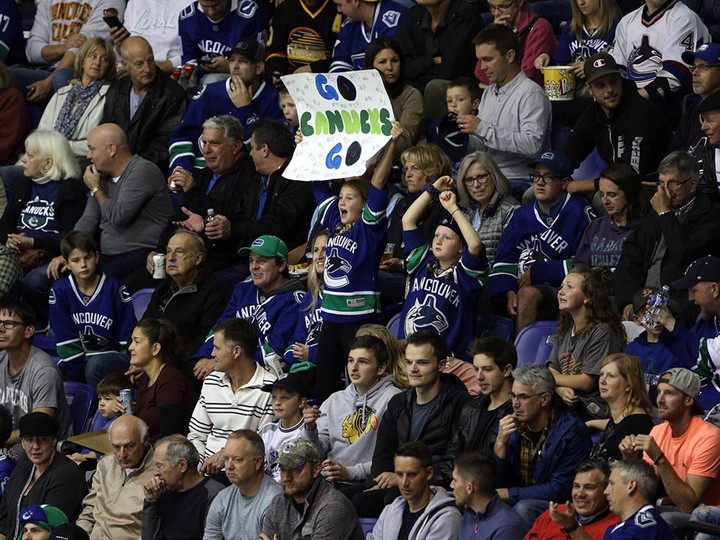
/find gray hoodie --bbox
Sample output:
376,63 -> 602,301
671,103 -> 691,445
372,487 -> 462,540
303,375 -> 401,481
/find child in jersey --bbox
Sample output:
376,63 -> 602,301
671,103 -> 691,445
279,87 -> 299,138
436,78 -> 483,169
306,121 -> 402,400
48,231 -> 136,385
399,175 -> 487,369
258,364 -> 316,481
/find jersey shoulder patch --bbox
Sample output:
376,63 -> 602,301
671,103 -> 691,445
382,10 -> 401,28
180,2 -> 196,20
119,285 -> 132,304
634,510 -> 658,528
293,291 -> 304,304
193,85 -> 208,100
237,0 -> 258,18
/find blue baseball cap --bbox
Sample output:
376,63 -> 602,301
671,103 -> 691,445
529,151 -> 574,177
682,43 -> 720,65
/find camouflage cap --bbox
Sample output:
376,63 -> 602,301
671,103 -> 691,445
277,438 -> 321,468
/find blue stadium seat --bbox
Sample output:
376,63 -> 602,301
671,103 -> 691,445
514,321 -> 557,366
386,313 -> 402,339
64,382 -> 97,435
475,315 -> 515,341
131,288 -> 154,320
572,148 -> 608,181
359,518 -> 378,535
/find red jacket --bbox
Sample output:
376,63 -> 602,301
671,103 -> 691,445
523,504 -> 620,539
0,87 -> 28,165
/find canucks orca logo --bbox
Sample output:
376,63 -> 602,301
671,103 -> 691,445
306,321 -> 323,346
518,238 -> 551,275
324,247 -> 351,288
80,326 -> 109,352
628,35 -> 662,84
404,296 -> 449,335
341,405 -> 378,443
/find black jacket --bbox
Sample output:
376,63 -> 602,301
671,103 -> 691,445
371,373 -> 471,486
102,71 -> 188,173
396,0 -> 483,92
0,177 -> 87,254
614,195 -> 720,316
143,268 -> 231,354
563,79 -> 672,180
444,394 -> 513,460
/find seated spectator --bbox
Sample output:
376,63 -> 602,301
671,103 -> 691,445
178,0 -> 269,85
143,230 -> 231,355
699,92 -> 720,195
260,438 -> 364,539
142,434 -> 224,539
455,151 -> 519,265
373,442 -> 462,539
572,164 -> 645,271
476,0 -> 556,87
129,319 -> 195,441
589,353 -> 654,462
453,450 -> 527,540
0,131 -> 84,305
0,301 -> 72,443
169,39 -> 283,171
494,364 -> 592,527
76,415 -> 155,539
39,37 -> 115,158
352,331 -> 470,517
614,152 -> 720,322
460,24 -> 551,186
619,368 -> 720,527
10,0 -> 124,103
265,0 -> 341,81
445,337 -> 515,467
489,151 -> 593,333
355,323 -> 409,389
395,0 -> 483,117
259,366 -> 316,481
49,231 -> 136,385
17,504 -> 69,540
191,235 -> 304,379
107,0 -> 193,73
204,429 -> 283,540
328,0 -> 407,73
0,0 -> 23,65
51,525 -> 90,540
563,52 -> 672,191
398,177 -> 488,364
0,62 -> 28,166
433,77 -> 483,168
548,267 -> 626,420
603,460 -> 674,539
524,459 -> 619,540
102,36 -> 188,173
0,413 -> 87,539
188,318 -> 276,474
364,38 -> 424,157
302,335 -> 402,498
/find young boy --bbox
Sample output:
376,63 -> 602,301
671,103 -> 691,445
437,77 -> 483,167
279,87 -> 299,138
49,231 -> 137,386
258,364 -> 316,481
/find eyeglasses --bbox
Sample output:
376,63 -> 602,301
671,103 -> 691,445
488,0 -> 515,12
658,177 -> 693,190
509,392 -> 544,402
0,320 -> 28,329
529,173 -> 563,184
463,173 -> 492,185
689,63 -> 720,73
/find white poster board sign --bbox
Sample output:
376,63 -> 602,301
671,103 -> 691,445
281,70 -> 393,181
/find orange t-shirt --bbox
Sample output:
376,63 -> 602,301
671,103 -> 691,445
644,416 -> 720,505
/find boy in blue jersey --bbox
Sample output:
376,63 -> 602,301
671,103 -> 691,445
48,231 -> 136,385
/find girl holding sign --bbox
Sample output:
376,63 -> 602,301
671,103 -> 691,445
305,121 -> 403,400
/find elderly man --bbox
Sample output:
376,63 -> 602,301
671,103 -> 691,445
143,231 -> 230,354
102,36 -> 188,173
142,434 -> 224,539
524,460 -> 620,539
204,429 -> 283,539
603,460 -> 674,539
77,415 -> 155,539
260,439 -> 364,540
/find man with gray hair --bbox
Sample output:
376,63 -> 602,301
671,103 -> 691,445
204,429 -> 282,540
493,364 -> 592,528
142,434 -> 225,539
615,151 -> 720,323
604,460 -> 674,539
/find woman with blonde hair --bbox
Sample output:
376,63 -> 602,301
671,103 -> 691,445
356,323 -> 408,390
589,353 -> 654,461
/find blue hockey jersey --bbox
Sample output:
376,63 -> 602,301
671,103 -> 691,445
0,0 -> 24,64
168,78 -> 283,171
489,193 -> 594,300
282,290 -> 323,366
313,182 -> 387,323
399,228 -> 487,360
49,273 -> 136,364
178,0 -> 269,65
194,279 -> 304,363
329,0 -> 407,72
603,505 -> 673,540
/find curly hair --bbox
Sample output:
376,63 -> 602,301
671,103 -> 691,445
601,353 -> 653,416
400,144 -> 452,185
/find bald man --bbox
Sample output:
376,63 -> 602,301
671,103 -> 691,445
102,37 -> 187,172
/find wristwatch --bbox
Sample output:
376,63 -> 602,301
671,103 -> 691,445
90,186 -> 100,198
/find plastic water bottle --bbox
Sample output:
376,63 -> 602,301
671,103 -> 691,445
205,208 -> 216,224
643,285 -> 670,327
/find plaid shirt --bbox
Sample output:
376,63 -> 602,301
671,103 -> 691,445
518,409 -> 556,485
0,246 -> 22,296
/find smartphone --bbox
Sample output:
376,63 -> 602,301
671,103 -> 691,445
103,15 -> 122,27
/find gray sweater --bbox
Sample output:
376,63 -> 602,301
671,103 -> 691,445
372,487 -> 462,540
75,155 -> 173,255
